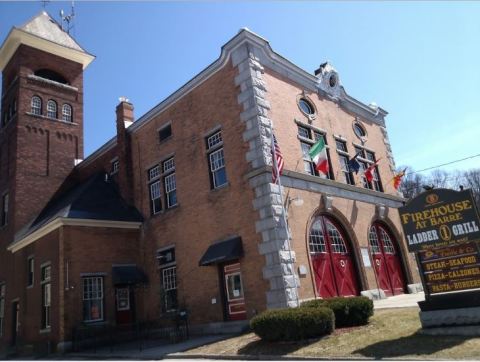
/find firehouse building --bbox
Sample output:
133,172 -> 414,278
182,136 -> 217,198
0,12 -> 421,353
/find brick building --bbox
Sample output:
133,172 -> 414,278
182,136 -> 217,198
0,12 -> 421,354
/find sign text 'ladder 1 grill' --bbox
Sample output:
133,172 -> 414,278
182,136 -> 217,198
399,189 -> 480,252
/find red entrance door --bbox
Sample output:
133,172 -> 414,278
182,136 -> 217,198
222,263 -> 247,321
309,216 -> 360,298
115,287 -> 134,324
369,224 -> 406,296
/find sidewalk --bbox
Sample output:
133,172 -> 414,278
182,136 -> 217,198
61,335 -> 232,360
374,291 -> 425,309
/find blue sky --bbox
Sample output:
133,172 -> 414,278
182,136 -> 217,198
1,1 -> 479,174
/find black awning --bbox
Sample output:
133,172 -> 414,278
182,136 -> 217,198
199,236 -> 244,266
112,265 -> 148,286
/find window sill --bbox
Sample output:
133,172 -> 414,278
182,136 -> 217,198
39,328 -> 51,334
26,112 -> 78,126
211,182 -> 230,192
150,204 -> 180,219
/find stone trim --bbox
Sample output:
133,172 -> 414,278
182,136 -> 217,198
246,166 -> 405,208
233,42 -> 299,309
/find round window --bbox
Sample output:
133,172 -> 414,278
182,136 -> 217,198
329,74 -> 337,88
353,122 -> 366,139
298,98 -> 315,116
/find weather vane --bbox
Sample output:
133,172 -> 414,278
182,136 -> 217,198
41,0 -> 50,9
60,1 -> 75,34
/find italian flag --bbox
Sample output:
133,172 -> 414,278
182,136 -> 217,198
309,138 -> 329,176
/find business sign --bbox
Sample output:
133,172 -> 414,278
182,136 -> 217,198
418,242 -> 480,294
399,189 -> 480,252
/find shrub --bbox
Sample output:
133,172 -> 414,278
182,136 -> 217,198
250,307 -> 334,342
302,296 -> 373,328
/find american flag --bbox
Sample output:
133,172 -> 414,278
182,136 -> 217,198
271,133 -> 284,183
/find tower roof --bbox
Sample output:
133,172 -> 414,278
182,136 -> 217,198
0,11 -> 94,71
19,11 -> 84,52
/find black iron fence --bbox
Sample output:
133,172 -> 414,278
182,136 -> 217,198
71,314 -> 189,353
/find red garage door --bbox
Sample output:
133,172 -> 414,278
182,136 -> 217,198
309,216 -> 360,298
369,223 -> 406,296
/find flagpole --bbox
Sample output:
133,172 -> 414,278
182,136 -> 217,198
269,122 -> 299,307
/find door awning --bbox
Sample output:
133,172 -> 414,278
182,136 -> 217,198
112,265 -> 148,285
199,236 -> 244,266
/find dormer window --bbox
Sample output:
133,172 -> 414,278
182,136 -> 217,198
34,69 -> 68,85
31,96 -> 42,115
62,104 -> 72,122
47,100 -> 57,119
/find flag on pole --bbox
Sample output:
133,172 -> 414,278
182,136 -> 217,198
347,152 -> 361,174
271,134 -> 284,183
309,138 -> 329,176
364,159 -> 381,182
393,168 -> 407,190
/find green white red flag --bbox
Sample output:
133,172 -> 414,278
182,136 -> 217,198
309,138 -> 329,176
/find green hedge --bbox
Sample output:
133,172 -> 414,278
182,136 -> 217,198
301,296 -> 373,327
250,307 -> 334,342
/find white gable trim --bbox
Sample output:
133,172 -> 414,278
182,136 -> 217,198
8,218 -> 142,253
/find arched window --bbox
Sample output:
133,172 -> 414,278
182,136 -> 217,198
47,100 -> 57,119
309,219 -> 326,253
31,96 -> 42,115
308,216 -> 349,255
369,224 -> 396,255
62,104 -> 73,122
325,220 -> 348,253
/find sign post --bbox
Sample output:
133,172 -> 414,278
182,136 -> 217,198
398,188 -> 480,333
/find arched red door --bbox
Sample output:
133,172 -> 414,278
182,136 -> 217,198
309,216 -> 360,298
369,223 -> 406,296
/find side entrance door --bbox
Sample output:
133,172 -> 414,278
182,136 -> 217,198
221,262 -> 247,321
115,287 -> 134,324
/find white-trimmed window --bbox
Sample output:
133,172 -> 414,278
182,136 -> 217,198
206,131 -> 227,189
111,160 -> 119,175
82,276 -> 104,322
309,219 -> 326,253
354,145 -> 383,192
297,125 -> 333,179
62,104 -> 72,122
0,283 -> 5,337
150,180 -> 162,215
31,96 -> 42,115
47,100 -> 57,119
41,264 -> 51,329
162,266 -> 177,312
163,157 -> 177,208
148,165 -> 160,180
27,256 -> 34,287
1,193 -> 8,227
335,139 -> 354,185
159,124 -> 172,142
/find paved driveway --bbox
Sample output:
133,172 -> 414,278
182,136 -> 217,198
374,292 -> 425,309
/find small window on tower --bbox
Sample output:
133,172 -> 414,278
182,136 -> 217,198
47,100 -> 57,119
31,96 -> 42,116
62,104 -> 72,122
159,124 -> 172,142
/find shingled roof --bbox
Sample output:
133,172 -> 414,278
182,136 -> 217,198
14,173 -> 143,243
18,11 -> 84,52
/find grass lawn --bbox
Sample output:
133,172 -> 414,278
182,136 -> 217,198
185,308 -> 480,360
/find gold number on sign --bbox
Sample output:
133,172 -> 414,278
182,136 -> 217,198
439,225 -> 452,241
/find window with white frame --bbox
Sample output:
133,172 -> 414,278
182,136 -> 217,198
149,180 -> 162,215
47,100 -> 57,119
206,130 -> 227,189
1,193 -> 8,227
335,139 -> 355,185
31,96 -> 42,115
0,283 -> 5,337
82,276 -> 104,322
163,157 -> 177,208
157,247 -> 177,312
111,160 -> 119,175
354,145 -> 383,192
62,104 -> 72,122
297,124 -> 334,179
41,264 -> 51,329
27,256 -> 34,287
162,267 -> 177,312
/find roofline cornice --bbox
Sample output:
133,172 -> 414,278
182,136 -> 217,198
0,28 -> 95,71
8,218 -> 142,253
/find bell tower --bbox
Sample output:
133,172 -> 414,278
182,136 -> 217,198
0,11 -> 94,238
